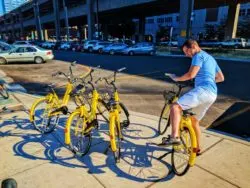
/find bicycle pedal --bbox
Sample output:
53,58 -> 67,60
121,120 -> 129,128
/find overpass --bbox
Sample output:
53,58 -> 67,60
0,0 -> 248,42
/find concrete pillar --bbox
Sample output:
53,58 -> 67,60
178,0 -> 194,46
87,0 -> 94,40
33,0 -> 42,41
77,25 -> 83,41
139,16 -> 145,42
44,29 -> 48,41
84,26 -> 87,40
224,3 -> 240,40
53,0 -> 61,41
18,9 -> 24,39
103,24 -> 108,40
11,15 -> 15,40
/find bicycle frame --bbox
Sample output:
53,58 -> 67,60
30,82 -> 73,122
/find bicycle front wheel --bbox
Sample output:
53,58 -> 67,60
68,111 -> 91,156
171,127 -> 193,176
32,99 -> 60,134
158,103 -> 171,135
0,84 -> 9,99
110,115 -> 121,163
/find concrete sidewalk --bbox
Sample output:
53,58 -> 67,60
0,91 -> 249,188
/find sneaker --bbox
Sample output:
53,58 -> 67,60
158,135 -> 181,146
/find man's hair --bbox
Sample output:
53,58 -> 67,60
182,39 -> 199,49
1,178 -> 17,188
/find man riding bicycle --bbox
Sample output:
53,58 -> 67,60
162,39 -> 224,155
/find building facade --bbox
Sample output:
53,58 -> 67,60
144,3 -> 250,42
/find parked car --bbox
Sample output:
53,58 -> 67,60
83,40 -> 99,52
41,41 -> 55,49
29,40 -> 44,47
121,42 -> 156,56
59,42 -> 72,50
158,40 -> 178,47
13,41 -> 33,46
0,41 -> 12,52
103,43 -> 128,55
71,42 -> 83,52
53,41 -> 62,50
0,45 -> 54,64
199,40 -> 221,47
93,41 -> 112,53
245,39 -> 250,49
221,38 -> 247,48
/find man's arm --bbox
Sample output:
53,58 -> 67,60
215,71 -> 224,83
175,66 -> 200,82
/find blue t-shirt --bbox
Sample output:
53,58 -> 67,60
191,50 -> 221,94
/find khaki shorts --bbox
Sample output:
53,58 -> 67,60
177,87 -> 217,121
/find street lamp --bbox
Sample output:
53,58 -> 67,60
62,0 -> 70,42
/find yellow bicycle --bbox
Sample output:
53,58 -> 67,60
64,67 -> 109,156
65,67 -> 129,163
158,74 -> 197,176
29,62 -> 88,133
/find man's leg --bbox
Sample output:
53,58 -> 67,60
171,103 -> 182,138
191,116 -> 201,150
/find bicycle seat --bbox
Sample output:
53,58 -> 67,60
183,109 -> 195,116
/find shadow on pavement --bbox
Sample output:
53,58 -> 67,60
208,101 -> 250,140
0,114 -> 176,183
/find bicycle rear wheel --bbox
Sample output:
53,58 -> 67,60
68,111 -> 91,156
0,84 -> 9,99
171,127 -> 192,176
158,103 -> 171,135
32,99 -> 60,133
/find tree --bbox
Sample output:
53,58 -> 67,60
204,24 -> 217,40
156,26 -> 170,42
237,16 -> 250,38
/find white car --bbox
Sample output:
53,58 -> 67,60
221,38 -> 247,48
0,45 -> 54,64
13,41 -> 33,46
83,40 -> 99,52
93,41 -> 112,53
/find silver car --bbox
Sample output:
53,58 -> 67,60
0,45 -> 54,64
121,42 -> 156,56
93,41 -> 112,53
103,43 -> 128,55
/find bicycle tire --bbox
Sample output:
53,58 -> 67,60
110,115 -> 121,163
31,98 -> 60,134
98,101 -> 130,129
171,127 -> 193,176
158,103 -> 171,135
0,84 -> 9,99
67,111 -> 92,156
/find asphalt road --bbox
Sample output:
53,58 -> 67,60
54,50 -> 250,101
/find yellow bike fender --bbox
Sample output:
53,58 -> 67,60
183,123 -> 197,167
109,114 -> 117,152
65,110 -> 81,145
